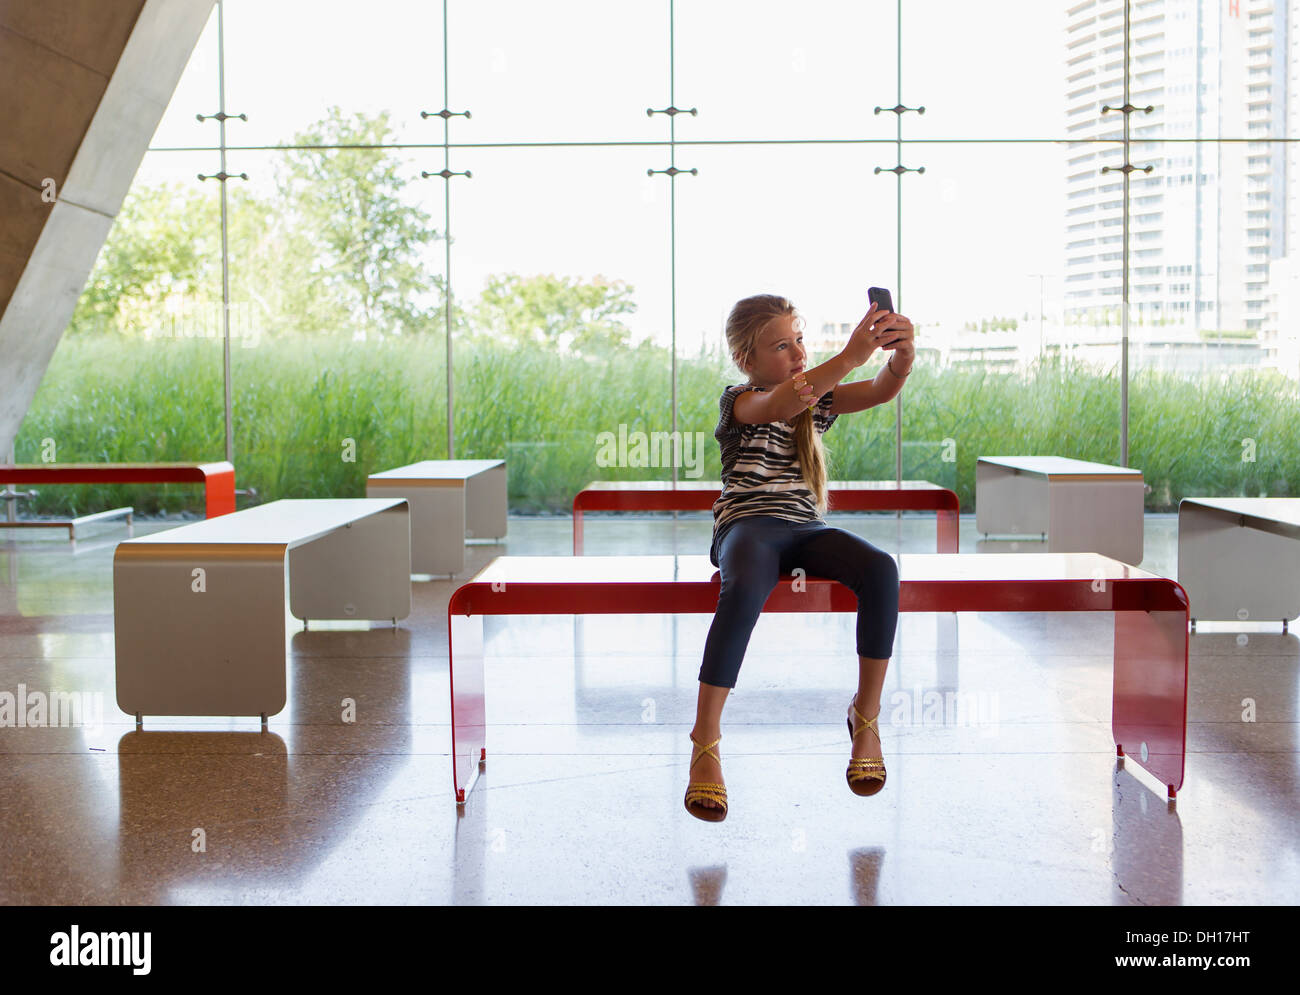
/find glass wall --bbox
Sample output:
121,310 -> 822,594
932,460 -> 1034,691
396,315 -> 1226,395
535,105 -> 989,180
677,142 -> 899,485
20,0 -> 1299,520
17,147 -> 225,515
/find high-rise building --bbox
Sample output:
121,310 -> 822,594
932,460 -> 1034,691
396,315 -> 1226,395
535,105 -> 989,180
1063,0 -> 1296,371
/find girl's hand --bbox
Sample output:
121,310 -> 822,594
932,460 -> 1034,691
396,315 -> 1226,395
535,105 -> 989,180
877,311 -> 916,366
841,302 -> 885,368
842,304 -> 915,368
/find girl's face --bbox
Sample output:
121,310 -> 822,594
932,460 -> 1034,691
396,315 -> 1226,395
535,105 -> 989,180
740,313 -> 806,387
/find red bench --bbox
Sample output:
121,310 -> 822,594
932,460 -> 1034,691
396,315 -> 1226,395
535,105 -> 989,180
572,480 -> 961,554
446,552 -> 1190,805
0,462 -> 236,538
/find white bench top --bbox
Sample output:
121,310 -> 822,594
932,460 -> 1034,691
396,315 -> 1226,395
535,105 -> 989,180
978,456 -> 1142,478
467,552 -> 1168,585
580,479 -> 950,492
369,459 -> 504,481
1181,497 -> 1300,535
117,498 -> 407,548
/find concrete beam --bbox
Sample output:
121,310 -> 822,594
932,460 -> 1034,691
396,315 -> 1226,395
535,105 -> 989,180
0,0 -> 215,459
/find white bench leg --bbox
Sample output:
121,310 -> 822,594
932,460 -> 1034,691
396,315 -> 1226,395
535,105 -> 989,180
1178,504 -> 1300,623
1049,478 -> 1145,565
288,504 -> 411,621
975,461 -> 1049,537
422,486 -> 467,575
466,464 -> 508,540
70,506 -> 134,540
114,548 -> 288,717
367,483 -> 465,575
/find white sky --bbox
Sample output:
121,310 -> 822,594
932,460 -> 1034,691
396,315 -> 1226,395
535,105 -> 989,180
141,0 -> 1071,353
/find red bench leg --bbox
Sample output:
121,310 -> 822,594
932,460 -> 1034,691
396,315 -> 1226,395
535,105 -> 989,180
203,465 -> 237,518
936,504 -> 959,554
449,610 -> 487,803
1113,603 -> 1188,798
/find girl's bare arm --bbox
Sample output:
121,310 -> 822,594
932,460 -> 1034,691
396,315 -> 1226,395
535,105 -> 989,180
733,351 -> 861,425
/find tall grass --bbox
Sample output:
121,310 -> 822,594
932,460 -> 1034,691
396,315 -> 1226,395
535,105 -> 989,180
14,335 -> 1298,515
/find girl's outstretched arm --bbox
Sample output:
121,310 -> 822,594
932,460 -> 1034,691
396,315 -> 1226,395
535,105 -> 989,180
828,355 -> 910,415
733,350 -> 860,425
829,312 -> 916,415
736,306 -> 912,423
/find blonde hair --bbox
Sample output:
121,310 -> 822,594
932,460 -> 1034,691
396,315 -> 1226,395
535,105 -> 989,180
724,294 -> 829,515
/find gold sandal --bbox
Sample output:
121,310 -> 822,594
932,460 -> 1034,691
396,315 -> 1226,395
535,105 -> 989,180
847,695 -> 887,796
684,732 -> 728,822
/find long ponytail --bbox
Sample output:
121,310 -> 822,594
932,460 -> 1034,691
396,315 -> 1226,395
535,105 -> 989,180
792,404 -> 829,515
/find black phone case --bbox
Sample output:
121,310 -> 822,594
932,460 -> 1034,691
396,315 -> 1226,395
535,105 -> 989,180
868,288 -> 901,346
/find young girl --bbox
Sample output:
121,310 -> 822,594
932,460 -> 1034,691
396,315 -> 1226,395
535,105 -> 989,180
684,293 -> 915,822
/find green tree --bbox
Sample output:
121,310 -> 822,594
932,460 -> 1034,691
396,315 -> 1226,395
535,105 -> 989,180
68,181 -> 221,337
273,107 -> 441,338
68,108 -> 447,343
469,272 -> 636,357
226,181 -> 323,339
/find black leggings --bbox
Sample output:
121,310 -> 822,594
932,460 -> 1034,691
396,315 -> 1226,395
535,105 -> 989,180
699,515 -> 900,688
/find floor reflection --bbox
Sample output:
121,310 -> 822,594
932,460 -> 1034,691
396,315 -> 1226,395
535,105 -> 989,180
0,513 -> 1295,903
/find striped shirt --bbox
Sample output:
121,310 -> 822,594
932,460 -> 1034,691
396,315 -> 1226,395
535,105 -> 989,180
711,382 -> 838,543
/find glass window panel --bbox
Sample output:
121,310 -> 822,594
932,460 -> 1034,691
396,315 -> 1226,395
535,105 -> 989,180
1126,137 -> 1297,506
447,145 -> 671,509
677,143 -> 899,484
898,141 -> 1122,511
1117,0 -> 1287,146
1205,0 -> 1291,140
149,5 -> 220,149
904,0 -> 1068,140
220,0 -> 446,148
223,145 -> 448,500
674,0 -> 898,142
18,151 -> 225,516
447,0 -> 667,145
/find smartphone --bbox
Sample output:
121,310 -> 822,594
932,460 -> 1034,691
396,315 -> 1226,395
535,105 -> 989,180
868,286 -> 893,315
868,287 -> 903,346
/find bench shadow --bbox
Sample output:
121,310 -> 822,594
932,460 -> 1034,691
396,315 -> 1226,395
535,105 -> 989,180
114,625 -> 412,901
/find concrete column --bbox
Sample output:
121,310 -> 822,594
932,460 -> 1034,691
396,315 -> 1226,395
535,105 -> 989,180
0,0 -> 216,458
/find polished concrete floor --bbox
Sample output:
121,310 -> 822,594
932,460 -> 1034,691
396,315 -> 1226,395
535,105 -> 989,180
0,510 -> 1295,905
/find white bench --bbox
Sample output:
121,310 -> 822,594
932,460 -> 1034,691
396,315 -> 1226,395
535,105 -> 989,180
366,459 -> 507,575
1177,497 -> 1300,630
976,456 -> 1146,564
113,498 -> 411,722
